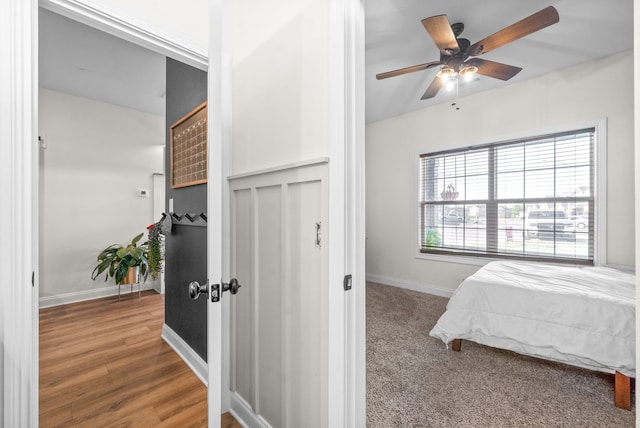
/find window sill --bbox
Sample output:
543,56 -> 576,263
414,251 -> 493,266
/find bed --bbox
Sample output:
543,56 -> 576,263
429,260 -> 636,410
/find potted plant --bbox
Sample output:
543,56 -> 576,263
146,214 -> 171,280
441,183 -> 459,201
424,227 -> 442,247
91,233 -> 149,285
146,223 -> 162,280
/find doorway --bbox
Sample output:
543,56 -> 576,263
2,2 -> 363,420
38,6 -> 176,425
38,8 -> 166,306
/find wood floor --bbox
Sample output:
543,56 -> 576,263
40,290 -> 242,427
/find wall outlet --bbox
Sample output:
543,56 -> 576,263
137,188 -> 149,197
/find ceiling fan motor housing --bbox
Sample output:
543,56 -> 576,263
451,22 -> 464,37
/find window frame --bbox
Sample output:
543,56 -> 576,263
415,120 -> 607,266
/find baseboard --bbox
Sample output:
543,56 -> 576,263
161,328 -> 260,426
39,283 -> 154,308
366,274 -> 454,298
230,392 -> 272,428
161,324 -> 208,386
604,263 -> 635,273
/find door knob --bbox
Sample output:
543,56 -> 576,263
211,278 -> 242,302
223,278 -> 241,295
188,281 -> 208,300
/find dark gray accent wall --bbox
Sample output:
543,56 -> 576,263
165,57 -> 208,360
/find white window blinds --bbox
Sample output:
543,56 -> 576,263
419,128 -> 595,264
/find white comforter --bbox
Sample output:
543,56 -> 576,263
429,260 -> 636,377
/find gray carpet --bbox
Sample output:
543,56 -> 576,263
366,282 -> 635,427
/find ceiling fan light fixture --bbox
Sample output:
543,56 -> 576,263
459,65 -> 478,81
436,67 -> 457,80
460,65 -> 478,76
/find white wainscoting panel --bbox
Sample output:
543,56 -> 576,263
256,185 -> 283,426
286,179 -> 324,427
229,160 -> 328,427
232,187 -> 254,405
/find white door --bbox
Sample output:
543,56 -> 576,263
207,0 -> 365,426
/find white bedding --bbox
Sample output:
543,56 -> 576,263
429,260 -> 636,377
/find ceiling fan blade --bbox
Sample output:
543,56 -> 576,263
468,6 -> 559,56
421,76 -> 445,100
466,58 -> 522,81
422,15 -> 460,55
376,61 -> 442,80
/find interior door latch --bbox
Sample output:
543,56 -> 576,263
343,274 -> 352,291
211,278 -> 242,302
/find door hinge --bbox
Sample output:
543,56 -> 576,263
343,274 -> 352,291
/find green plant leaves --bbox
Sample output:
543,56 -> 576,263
91,232 -> 150,284
131,232 -> 143,245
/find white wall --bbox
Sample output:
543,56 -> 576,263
38,88 -> 164,302
231,0 -> 329,175
44,0 -> 208,54
366,50 -> 635,293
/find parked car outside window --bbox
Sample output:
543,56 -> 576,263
525,210 -> 575,240
443,209 -> 464,224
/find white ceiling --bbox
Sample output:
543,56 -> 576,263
40,1 -> 633,123
366,0 -> 633,123
39,8 -> 166,116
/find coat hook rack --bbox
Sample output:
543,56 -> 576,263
168,211 -> 208,227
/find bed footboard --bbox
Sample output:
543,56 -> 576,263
615,372 -> 631,410
450,339 -> 633,411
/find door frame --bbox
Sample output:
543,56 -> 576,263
2,0 -> 365,425
1,1 -> 39,425
4,0 -> 212,425
327,0 -> 366,426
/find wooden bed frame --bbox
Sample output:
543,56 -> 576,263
451,339 -> 633,410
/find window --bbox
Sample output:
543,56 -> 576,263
419,128 -> 595,264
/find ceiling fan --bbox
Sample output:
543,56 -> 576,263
376,6 -> 559,100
